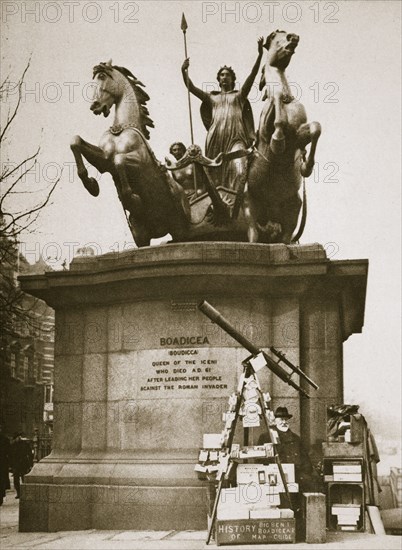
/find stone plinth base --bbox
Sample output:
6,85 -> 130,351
19,243 -> 367,531
20,483 -> 205,532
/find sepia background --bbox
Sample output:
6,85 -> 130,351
1,0 -> 401,472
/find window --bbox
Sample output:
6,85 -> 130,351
23,356 -> 29,382
28,355 -> 34,380
45,384 -> 53,404
36,356 -> 42,381
10,352 -> 16,378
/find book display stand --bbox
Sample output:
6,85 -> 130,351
206,356 -> 294,544
195,301 -> 319,545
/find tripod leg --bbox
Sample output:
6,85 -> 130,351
206,476 -> 224,545
206,394 -> 243,545
206,367 -> 250,544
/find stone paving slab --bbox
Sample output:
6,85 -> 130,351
109,530 -> 173,540
169,530 -> 208,540
2,530 -> 402,550
3,533 -> 402,550
2,490 -> 402,549
2,529 -> 402,550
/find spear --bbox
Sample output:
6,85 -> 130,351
181,13 -> 195,145
181,13 -> 198,195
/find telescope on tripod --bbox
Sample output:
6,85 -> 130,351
198,300 -> 318,398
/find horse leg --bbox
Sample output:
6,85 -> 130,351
246,156 -> 269,243
128,214 -> 151,248
113,152 -> 150,247
280,194 -> 302,244
270,91 -> 286,155
297,122 -> 321,177
164,174 -> 191,242
242,184 -> 259,243
113,153 -> 143,212
70,135 -> 110,196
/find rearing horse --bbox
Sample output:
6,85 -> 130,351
70,61 -> 190,247
248,31 -> 321,243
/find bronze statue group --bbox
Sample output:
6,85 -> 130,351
71,31 -> 321,246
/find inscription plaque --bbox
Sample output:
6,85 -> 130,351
136,347 -> 242,398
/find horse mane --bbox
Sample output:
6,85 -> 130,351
93,63 -> 155,139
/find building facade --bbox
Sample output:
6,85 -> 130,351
0,242 -> 54,442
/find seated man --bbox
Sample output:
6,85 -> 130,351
259,407 -> 321,542
258,406 -> 316,492
168,142 -> 205,198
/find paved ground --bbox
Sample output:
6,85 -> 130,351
1,489 -> 402,549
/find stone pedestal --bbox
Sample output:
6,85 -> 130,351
302,492 -> 326,543
18,243 -> 367,532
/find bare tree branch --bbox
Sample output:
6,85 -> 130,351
2,179 -> 58,234
1,56 -> 58,341
0,148 -> 40,186
0,57 -> 31,142
0,158 -> 39,211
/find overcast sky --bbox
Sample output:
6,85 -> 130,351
1,1 -> 401,459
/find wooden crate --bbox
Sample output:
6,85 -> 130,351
390,468 -> 402,487
216,518 -> 296,545
390,467 -> 402,507
322,442 -> 364,458
327,482 -> 365,532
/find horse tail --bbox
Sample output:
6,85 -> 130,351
291,177 -> 307,243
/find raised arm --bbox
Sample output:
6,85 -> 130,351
181,58 -> 209,102
240,37 -> 264,98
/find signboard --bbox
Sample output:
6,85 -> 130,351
216,519 -> 295,545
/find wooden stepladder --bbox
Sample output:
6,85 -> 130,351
206,354 -> 293,545
197,301 -> 318,546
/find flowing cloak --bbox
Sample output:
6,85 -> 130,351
200,90 -> 255,189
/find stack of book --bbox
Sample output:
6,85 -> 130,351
332,461 -> 362,482
217,484 -> 294,520
231,443 -> 274,459
215,463 -> 297,521
194,434 -> 231,479
331,503 -> 361,531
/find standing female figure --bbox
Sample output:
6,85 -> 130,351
181,39 -> 263,190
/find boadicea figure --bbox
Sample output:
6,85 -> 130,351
70,61 -> 191,247
181,38 -> 263,191
248,31 -> 322,243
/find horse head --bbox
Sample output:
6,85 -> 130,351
263,30 -> 299,70
90,60 -> 119,117
90,61 -> 154,139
